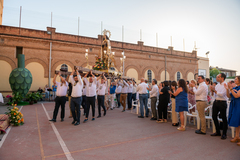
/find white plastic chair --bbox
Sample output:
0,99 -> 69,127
184,103 -> 200,129
131,100 -> 139,114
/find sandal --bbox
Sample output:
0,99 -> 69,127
177,126 -> 186,131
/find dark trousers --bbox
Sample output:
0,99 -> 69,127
53,96 -> 67,120
212,100 -> 228,135
158,101 -> 168,119
86,96 -> 95,119
132,93 -> 136,104
71,97 -> 82,123
97,95 -> 106,116
116,93 -> 121,107
82,95 -> 87,114
127,93 -> 132,109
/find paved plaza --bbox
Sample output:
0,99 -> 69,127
0,102 -> 239,160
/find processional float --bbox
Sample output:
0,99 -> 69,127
56,29 -> 131,80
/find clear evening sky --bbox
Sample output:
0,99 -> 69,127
2,0 -> 240,74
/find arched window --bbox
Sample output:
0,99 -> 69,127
147,70 -> 152,84
177,72 -> 181,81
61,64 -> 68,78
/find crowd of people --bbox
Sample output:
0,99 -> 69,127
47,69 -> 240,146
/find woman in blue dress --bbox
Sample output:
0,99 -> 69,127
172,79 -> 188,131
225,76 -> 240,146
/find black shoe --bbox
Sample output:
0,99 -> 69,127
172,122 -> 179,126
72,121 -> 76,124
111,108 -> 113,110
133,107 -> 136,109
74,122 -> 80,126
49,119 -> 56,122
138,116 -> 144,118
92,118 -> 95,121
211,132 -> 221,136
195,130 -> 206,135
104,111 -> 106,116
221,135 -> 227,140
150,118 -> 157,120
146,116 -> 148,118
61,119 -> 64,122
122,110 -> 125,112
97,115 -> 101,118
83,119 -> 88,123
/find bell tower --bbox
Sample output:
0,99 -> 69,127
0,0 -> 3,25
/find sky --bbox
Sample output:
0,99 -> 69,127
2,0 -> 240,74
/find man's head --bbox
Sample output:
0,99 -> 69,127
197,75 -> 205,83
101,78 -> 104,84
145,79 -> 148,84
73,75 -> 78,82
186,81 -> 189,85
89,77 -> 93,83
216,73 -> 226,83
152,79 -> 157,85
141,78 -> 145,83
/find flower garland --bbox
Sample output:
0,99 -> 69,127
93,57 -> 107,70
5,104 -> 24,126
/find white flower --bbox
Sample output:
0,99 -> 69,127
13,117 -> 15,119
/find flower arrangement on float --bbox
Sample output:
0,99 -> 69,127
93,57 -> 107,70
5,104 -> 24,126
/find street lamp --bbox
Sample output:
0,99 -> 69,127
120,51 -> 126,75
206,51 -> 210,58
85,49 -> 89,68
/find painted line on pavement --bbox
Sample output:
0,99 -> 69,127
45,130 -> 180,158
36,107 -> 45,160
0,106 -> 23,149
41,103 -> 74,160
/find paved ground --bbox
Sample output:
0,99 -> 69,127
0,102 -> 239,160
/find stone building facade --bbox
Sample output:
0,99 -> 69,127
0,25 -> 199,95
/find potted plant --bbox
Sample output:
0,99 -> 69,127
5,103 -> 24,126
35,92 -> 43,102
26,93 -> 35,105
11,92 -> 23,105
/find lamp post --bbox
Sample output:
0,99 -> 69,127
121,51 -> 126,75
85,49 -> 89,68
206,51 -> 210,58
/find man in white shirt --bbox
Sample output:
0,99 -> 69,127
210,73 -> 228,139
49,72 -> 68,122
82,80 -> 87,116
127,80 -> 133,110
192,75 -> 208,134
97,73 -> 107,118
137,78 -> 149,118
132,80 -> 137,109
83,71 -> 97,123
69,69 -> 83,126
119,79 -> 129,112
104,80 -> 110,110
116,81 -> 122,108
147,79 -> 158,120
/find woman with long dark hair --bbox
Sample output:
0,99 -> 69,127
169,81 -> 179,126
157,81 -> 170,123
225,76 -> 240,145
172,79 -> 188,131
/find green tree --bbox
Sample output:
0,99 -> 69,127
210,68 -> 221,79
